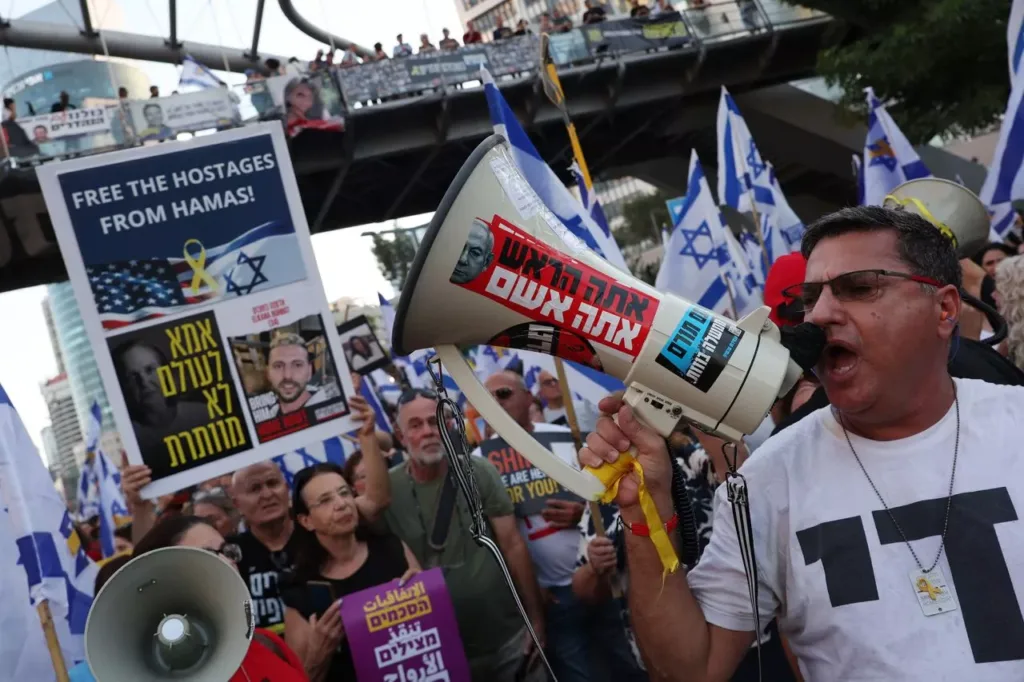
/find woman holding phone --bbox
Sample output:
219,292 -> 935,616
281,397 -> 419,682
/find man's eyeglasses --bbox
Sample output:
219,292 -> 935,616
202,543 -> 243,563
398,388 -> 438,406
781,269 -> 942,314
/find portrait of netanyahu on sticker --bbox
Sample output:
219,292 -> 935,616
450,218 -> 495,284
265,331 -> 339,415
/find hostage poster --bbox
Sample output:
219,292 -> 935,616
38,124 -> 359,497
478,430 -> 583,517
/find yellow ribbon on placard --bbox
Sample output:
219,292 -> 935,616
585,456 -> 680,578
183,238 -> 220,294
885,195 -> 959,247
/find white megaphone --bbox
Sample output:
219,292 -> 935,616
392,134 -> 806,500
85,547 -> 255,682
883,177 -> 991,257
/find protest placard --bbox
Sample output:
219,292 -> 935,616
478,429 -> 584,517
337,315 -> 390,376
129,89 -> 239,142
37,123 -> 359,497
342,567 -> 470,682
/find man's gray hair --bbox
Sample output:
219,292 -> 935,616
801,206 -> 962,289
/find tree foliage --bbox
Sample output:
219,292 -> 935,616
615,191 -> 673,248
371,231 -> 419,291
795,0 -> 1011,143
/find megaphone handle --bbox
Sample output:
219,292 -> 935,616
435,346 -> 608,499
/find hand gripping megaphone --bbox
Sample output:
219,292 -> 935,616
85,547 -> 255,681
884,177 -> 1008,344
392,134 -> 809,501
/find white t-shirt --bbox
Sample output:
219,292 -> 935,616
473,422 -> 582,589
688,378 -> 1024,681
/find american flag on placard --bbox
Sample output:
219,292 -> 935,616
87,220 -> 304,330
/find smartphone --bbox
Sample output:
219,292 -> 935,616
307,580 -> 337,615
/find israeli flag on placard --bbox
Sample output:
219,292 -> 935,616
482,68 -> 630,272
178,55 -> 224,90
861,87 -> 930,206
716,87 -> 804,269
0,384 -> 97,669
1011,0 -> 1024,78
657,151 -> 761,318
980,64 -> 1024,241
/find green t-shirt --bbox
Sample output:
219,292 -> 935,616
384,457 -> 523,663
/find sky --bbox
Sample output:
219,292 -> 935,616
0,0 -> 463,458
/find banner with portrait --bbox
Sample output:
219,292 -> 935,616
128,89 -> 239,142
37,123 -> 359,497
15,106 -> 119,144
265,70 -> 345,138
337,315 -> 390,376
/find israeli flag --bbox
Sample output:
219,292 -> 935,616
861,87 -> 930,206
571,161 -> 613,241
980,65 -> 1024,241
517,350 -> 623,407
377,293 -> 427,390
482,68 -> 629,271
94,449 -> 129,559
716,87 -> 804,271
0,384 -> 97,670
1011,0 -> 1024,78
272,436 -> 355,489
852,154 -> 865,206
470,346 -> 520,382
357,375 -> 392,433
657,151 -> 761,318
75,463 -> 98,521
178,55 -> 224,90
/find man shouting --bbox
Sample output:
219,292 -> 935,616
580,206 -> 1024,680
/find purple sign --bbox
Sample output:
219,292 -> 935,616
341,567 -> 471,682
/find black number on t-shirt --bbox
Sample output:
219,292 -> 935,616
872,488 -> 1024,663
796,516 -> 879,607
796,488 -> 1024,664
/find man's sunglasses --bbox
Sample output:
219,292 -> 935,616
202,542 -> 243,563
781,269 -> 942,314
492,387 -> 514,401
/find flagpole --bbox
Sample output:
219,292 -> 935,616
552,357 -> 621,599
540,34 -> 594,192
37,601 -> 70,682
723,275 -> 738,320
727,119 -> 772,277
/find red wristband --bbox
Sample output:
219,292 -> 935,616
625,513 -> 678,537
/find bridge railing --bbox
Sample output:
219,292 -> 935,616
0,0 -> 827,166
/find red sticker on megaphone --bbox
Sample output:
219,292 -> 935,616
489,322 -> 604,371
450,215 -> 657,359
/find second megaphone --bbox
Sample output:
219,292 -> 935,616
393,134 -> 805,500
85,546 -> 254,682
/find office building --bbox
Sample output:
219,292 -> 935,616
42,297 -> 65,375
41,424 -> 59,482
45,283 -> 115,440
41,374 -> 83,504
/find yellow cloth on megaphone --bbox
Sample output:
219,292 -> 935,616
884,194 -> 959,247
585,456 -> 680,578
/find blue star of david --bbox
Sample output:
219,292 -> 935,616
679,220 -> 720,269
224,251 -> 268,296
747,140 -> 766,180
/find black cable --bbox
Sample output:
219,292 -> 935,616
669,447 -> 702,568
961,289 -> 1008,346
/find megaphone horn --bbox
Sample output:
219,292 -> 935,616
882,177 -> 991,258
393,134 -> 805,501
85,547 -> 254,681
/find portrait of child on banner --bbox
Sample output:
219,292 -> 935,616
230,313 -> 348,443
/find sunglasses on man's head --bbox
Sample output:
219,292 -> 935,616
397,388 -> 438,406
781,269 -> 942,314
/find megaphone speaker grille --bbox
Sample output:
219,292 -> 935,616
85,547 -> 254,682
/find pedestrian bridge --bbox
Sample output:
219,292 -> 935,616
0,0 -> 842,293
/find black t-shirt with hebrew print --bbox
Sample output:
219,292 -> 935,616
230,530 -> 301,635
